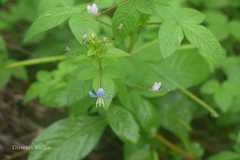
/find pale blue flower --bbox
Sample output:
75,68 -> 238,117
89,88 -> 106,107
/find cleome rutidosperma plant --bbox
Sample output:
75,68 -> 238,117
7,0 -> 227,160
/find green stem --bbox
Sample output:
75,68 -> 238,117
6,55 -> 66,68
167,78 -> 219,118
97,57 -> 103,87
178,86 -> 219,118
154,134 -> 197,160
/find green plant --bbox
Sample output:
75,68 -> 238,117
2,0 -> 240,159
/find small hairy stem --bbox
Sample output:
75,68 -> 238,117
6,55 -> 66,68
154,134 -> 197,160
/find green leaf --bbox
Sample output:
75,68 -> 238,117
201,79 -> 221,94
94,0 -> 115,8
209,151 -> 240,160
102,46 -> 129,59
69,15 -> 99,43
177,8 -> 205,24
28,116 -> 106,160
214,83 -> 233,112
183,24 -> 226,69
229,20 -> 240,41
136,0 -> 155,14
124,141 -> 158,160
154,48 -> 210,91
122,92 -> 158,133
25,6 -> 79,42
11,66 -> 28,80
205,11 -> 229,40
38,0 -> 75,13
155,6 -> 205,25
25,59 -> 93,107
107,106 -> 140,143
157,92 -> 195,140
129,41 -> 210,92
112,1 -> 140,41
201,58 -> 240,113
159,21 -> 184,58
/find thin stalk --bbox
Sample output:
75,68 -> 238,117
166,77 -> 219,118
178,86 -> 219,118
6,55 -> 66,68
97,58 -> 103,87
154,134 -> 197,160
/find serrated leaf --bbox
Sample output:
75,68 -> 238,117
183,24 -> 226,69
112,2 -> 140,41
38,0 -> 75,13
69,15 -> 99,43
107,106 -> 140,143
128,41 -> 210,92
136,0 -> 155,14
159,21 -> 184,58
25,6 -> 79,42
155,6 -> 205,25
28,116 -> 106,160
